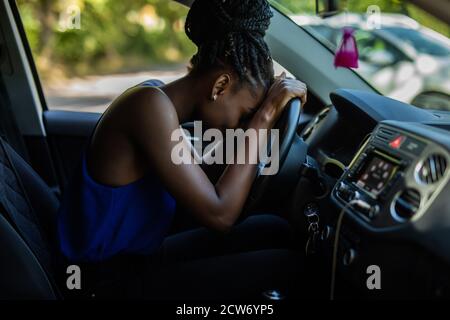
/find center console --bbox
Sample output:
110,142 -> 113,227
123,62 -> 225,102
332,122 -> 449,229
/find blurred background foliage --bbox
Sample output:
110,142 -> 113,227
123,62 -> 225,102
18,0 -> 196,82
17,0 -> 449,83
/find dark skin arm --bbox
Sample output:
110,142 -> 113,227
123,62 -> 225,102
88,74 -> 307,232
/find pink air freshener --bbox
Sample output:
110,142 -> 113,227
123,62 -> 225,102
334,27 -> 359,68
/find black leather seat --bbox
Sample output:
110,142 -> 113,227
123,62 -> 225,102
0,138 -> 61,299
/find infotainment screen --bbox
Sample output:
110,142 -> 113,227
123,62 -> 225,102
355,155 -> 397,196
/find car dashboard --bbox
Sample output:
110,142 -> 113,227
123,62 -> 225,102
333,121 -> 449,232
291,89 -> 450,299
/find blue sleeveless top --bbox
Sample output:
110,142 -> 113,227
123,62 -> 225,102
57,80 -> 176,262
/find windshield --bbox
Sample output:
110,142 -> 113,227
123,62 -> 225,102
383,27 -> 450,57
271,0 -> 450,111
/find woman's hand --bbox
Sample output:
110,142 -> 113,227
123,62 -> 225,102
257,72 -> 307,126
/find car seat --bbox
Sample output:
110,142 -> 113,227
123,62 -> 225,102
0,137 -> 61,299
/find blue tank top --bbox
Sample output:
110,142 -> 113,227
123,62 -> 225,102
57,80 -> 176,262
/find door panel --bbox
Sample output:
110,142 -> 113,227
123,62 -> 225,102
43,110 -> 101,189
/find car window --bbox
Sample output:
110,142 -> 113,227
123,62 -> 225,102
271,0 -> 450,111
17,0 -> 195,112
17,1 -> 295,113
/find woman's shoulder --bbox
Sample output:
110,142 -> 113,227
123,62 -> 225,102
111,83 -> 179,143
116,82 -> 175,119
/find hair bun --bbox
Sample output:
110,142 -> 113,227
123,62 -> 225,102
185,0 -> 273,46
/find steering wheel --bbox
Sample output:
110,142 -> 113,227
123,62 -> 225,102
245,98 -> 302,210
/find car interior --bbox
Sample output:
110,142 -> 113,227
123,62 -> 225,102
0,0 -> 449,300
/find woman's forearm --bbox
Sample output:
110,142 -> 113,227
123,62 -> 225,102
209,110 -> 273,231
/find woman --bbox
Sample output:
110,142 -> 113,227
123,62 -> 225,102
58,0 -> 307,299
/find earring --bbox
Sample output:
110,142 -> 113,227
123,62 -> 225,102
212,94 -> 217,101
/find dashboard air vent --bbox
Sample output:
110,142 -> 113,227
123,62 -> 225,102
376,127 -> 397,143
417,154 -> 447,184
392,188 -> 421,221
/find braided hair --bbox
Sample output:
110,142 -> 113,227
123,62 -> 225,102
185,0 -> 274,91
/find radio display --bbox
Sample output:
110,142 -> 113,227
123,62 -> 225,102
355,154 -> 398,196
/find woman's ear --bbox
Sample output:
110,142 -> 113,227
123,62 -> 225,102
211,74 -> 231,100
